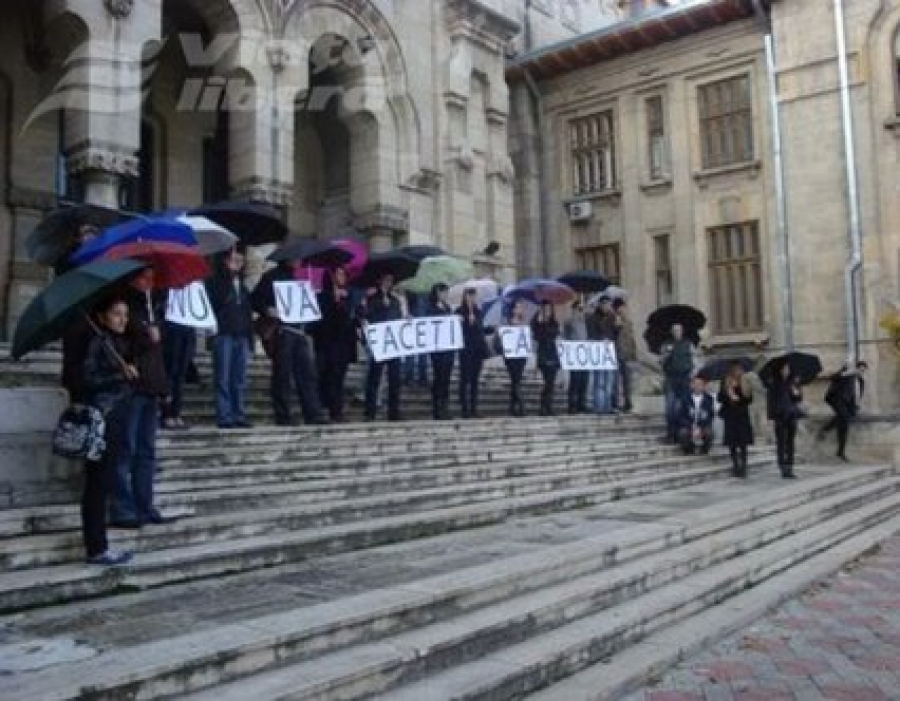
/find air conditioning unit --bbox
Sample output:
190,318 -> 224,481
568,201 -> 593,223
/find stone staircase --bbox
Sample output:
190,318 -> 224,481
0,347 -> 899,700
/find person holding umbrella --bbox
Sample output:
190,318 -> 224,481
457,287 -> 488,419
660,324 -> 696,442
766,362 -> 804,479
718,361 -> 754,478
251,260 -> 328,426
820,361 -> 868,462
314,266 -> 358,423
428,283 -> 455,420
586,296 -> 619,415
362,273 -> 404,421
532,300 -> 561,416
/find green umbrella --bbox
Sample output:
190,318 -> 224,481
397,255 -> 474,295
12,259 -> 147,360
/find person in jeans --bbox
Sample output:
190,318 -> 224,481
612,299 -> 637,412
456,288 -> 487,419
660,324 -> 695,442
531,300 -> 560,416
363,273 -> 404,421
161,319 -> 196,430
563,300 -> 590,414
587,296 -> 619,414
427,283 -> 455,420
82,296 -> 136,565
111,268 -> 171,528
206,249 -> 253,429
251,261 -> 328,426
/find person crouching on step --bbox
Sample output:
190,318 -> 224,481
677,375 -> 714,455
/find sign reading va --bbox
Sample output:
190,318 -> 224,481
366,317 -> 464,362
274,281 -> 322,324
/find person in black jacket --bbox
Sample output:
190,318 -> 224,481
428,283 -> 455,420
718,362 -> 754,478
504,298 -> 529,417
767,363 -> 803,478
820,361 -> 867,461
110,268 -> 172,528
82,296 -> 136,565
456,288 -> 487,419
314,266 -> 358,422
362,273 -> 404,421
206,249 -> 254,429
251,261 -> 328,426
677,376 -> 714,455
532,300 -> 560,416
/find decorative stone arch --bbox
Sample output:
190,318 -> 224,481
867,3 -> 900,117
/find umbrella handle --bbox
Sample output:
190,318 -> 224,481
145,290 -> 155,324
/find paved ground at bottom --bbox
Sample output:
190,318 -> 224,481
622,536 -> 900,701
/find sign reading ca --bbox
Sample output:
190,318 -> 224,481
498,326 -> 533,359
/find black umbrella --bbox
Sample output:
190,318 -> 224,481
189,202 -> 287,246
268,238 -> 354,267
642,325 -> 698,355
647,304 -> 707,334
760,352 -> 823,387
26,203 -> 135,266
557,270 -> 610,294
399,245 -> 446,262
12,259 -> 148,360
357,251 -> 420,287
696,357 -> 754,382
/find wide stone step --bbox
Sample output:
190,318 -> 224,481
1,466 -> 893,701
187,480 -> 900,701
0,452 -> 776,612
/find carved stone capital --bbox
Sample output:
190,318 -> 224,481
354,205 -> 409,234
230,177 -> 293,207
406,169 -> 443,192
66,144 -> 139,178
104,0 -> 135,20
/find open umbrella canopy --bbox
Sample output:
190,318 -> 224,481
643,324 -> 702,355
26,203 -> 136,266
293,236 -> 369,291
175,215 -> 238,255
70,217 -> 197,266
189,202 -> 288,247
760,352 -> 823,387
398,245 -> 446,262
696,357 -> 755,382
268,238 -> 354,268
12,259 -> 148,360
504,278 -> 576,306
647,304 -> 707,334
448,278 -> 500,308
103,241 -> 210,290
557,270 -> 610,294
483,296 -> 537,328
357,251 -> 420,287
587,286 -> 628,307
397,256 -> 474,295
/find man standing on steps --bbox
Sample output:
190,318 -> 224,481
587,296 -> 619,415
251,261 -> 329,427
660,324 -> 696,443
363,273 -> 404,422
612,299 -> 637,413
564,300 -> 590,414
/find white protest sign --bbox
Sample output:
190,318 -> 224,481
498,326 -> 533,359
556,340 -> 619,371
274,281 -> 321,324
367,316 -> 463,362
166,282 -> 218,332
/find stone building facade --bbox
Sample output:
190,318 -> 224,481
508,0 -> 900,411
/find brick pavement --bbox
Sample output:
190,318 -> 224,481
623,535 -> 900,701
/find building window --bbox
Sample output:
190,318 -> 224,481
654,234 -> 673,306
576,243 -> 621,285
707,222 -> 764,334
894,28 -> 900,113
646,95 -> 668,180
570,111 -> 616,195
698,74 -> 754,169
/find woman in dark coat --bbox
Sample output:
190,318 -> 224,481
456,288 -> 487,419
315,266 -> 358,422
427,283 -> 455,420
717,362 -> 754,478
766,363 -> 803,479
531,300 -> 560,416
82,296 -> 137,565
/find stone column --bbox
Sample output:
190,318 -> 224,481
355,206 -> 410,252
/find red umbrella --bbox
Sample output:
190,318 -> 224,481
103,241 -> 210,290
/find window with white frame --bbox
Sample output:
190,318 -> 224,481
570,111 -> 616,195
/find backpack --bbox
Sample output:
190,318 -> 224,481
52,404 -> 106,461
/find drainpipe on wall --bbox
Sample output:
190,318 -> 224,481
751,0 -> 793,351
833,0 -> 863,363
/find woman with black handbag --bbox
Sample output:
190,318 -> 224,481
81,296 -> 138,565
531,300 -> 560,416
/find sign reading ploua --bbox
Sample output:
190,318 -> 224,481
367,316 -> 464,362
166,282 -> 217,331
556,341 -> 618,371
274,281 -> 322,324
498,326 -> 533,359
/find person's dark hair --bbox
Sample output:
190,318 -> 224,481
430,282 -> 449,306
93,294 -> 129,317
612,298 -> 625,311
